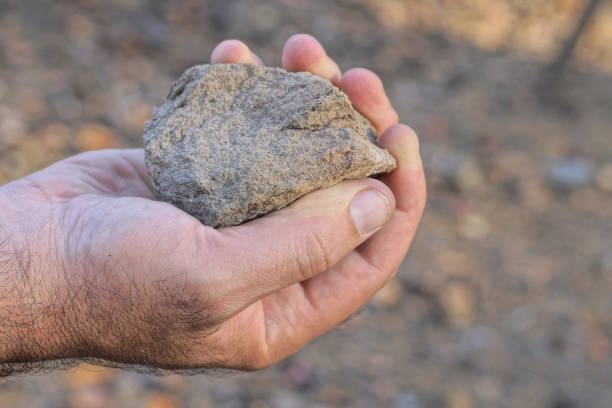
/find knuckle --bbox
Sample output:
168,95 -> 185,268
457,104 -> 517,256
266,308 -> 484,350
295,227 -> 332,279
389,109 -> 400,125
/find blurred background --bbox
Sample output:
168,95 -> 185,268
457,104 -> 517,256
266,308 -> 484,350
1,0 -> 612,407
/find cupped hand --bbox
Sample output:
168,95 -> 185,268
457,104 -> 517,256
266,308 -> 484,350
0,35 -> 426,372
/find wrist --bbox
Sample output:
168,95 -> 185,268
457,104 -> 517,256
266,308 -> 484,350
0,186 -> 79,369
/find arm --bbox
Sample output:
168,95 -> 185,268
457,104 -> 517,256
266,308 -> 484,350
0,192 -> 72,376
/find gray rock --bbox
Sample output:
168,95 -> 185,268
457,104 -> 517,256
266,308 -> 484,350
546,157 -> 594,190
393,391 -> 424,408
143,63 -> 396,227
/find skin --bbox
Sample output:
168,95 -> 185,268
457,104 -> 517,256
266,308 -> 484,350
0,34 -> 426,375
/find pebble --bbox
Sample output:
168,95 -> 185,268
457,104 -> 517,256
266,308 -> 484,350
546,157 -> 594,190
458,327 -> 497,355
270,392 -> 307,408
421,144 -> 485,193
75,123 -> 121,151
146,394 -> 181,408
41,123 -> 72,151
453,158 -> 486,193
456,212 -> 490,240
67,387 -> 110,408
283,359 -> 315,389
587,329 -> 611,364
434,250 -> 473,277
160,375 -> 184,392
393,391 -> 423,408
595,163 -> 612,192
0,115 -> 27,144
520,179 -> 551,211
441,283 -> 474,327
373,278 -> 404,307
447,388 -> 473,408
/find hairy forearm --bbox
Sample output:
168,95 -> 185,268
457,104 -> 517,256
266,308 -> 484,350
0,189 -> 73,376
0,175 -> 240,376
0,221 -> 41,374
0,186 -> 211,376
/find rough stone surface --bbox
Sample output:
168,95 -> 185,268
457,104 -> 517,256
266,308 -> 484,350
143,63 -> 396,228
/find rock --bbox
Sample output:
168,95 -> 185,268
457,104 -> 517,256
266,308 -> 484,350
144,63 -> 396,228
546,157 -> 594,190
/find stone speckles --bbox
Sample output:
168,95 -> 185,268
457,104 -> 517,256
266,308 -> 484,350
144,63 -> 396,228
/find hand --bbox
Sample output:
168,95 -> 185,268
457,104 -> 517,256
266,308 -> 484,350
0,34 -> 426,374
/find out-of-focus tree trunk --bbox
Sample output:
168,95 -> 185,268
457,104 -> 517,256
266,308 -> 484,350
536,0 -> 603,103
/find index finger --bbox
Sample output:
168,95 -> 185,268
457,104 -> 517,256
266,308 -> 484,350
339,68 -> 399,136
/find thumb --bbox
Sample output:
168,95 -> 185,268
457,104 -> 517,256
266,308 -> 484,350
216,178 -> 395,309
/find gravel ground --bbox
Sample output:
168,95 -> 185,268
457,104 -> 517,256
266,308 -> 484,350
1,1 -> 612,407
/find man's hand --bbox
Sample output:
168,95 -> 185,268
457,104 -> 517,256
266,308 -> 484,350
0,35 -> 426,374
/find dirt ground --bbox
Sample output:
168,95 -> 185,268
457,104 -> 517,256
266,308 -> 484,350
1,1 -> 612,407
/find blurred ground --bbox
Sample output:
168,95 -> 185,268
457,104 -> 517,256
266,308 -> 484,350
1,0 -> 612,407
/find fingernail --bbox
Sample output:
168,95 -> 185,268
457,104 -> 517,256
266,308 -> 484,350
350,189 -> 392,236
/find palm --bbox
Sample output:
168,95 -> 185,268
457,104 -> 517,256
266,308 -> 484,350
38,149 -> 386,367
32,149 -> 308,366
